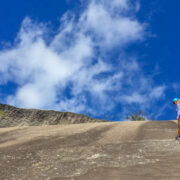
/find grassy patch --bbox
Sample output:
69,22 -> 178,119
0,110 -> 6,116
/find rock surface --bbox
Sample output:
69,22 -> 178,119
0,120 -> 180,180
0,104 -> 108,127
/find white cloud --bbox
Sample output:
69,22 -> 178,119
81,0 -> 144,47
149,86 -> 166,99
121,93 -> 145,104
112,0 -> 128,8
0,0 -> 165,120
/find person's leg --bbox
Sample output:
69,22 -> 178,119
178,118 -> 180,136
178,128 -> 180,136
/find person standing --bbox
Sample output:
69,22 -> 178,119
173,98 -> 180,139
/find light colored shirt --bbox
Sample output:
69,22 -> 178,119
176,103 -> 180,116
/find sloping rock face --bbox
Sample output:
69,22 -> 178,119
0,104 -> 108,127
0,121 -> 180,180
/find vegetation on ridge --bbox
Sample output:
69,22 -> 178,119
0,110 -> 6,116
126,110 -> 149,121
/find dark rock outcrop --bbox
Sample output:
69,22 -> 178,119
0,104 -> 108,128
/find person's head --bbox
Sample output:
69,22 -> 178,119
173,98 -> 180,105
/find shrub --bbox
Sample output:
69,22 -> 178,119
126,110 -> 149,121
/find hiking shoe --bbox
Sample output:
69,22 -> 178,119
175,135 -> 180,140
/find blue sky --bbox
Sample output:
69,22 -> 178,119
0,0 -> 179,121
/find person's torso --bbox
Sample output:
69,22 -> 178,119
176,104 -> 180,115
